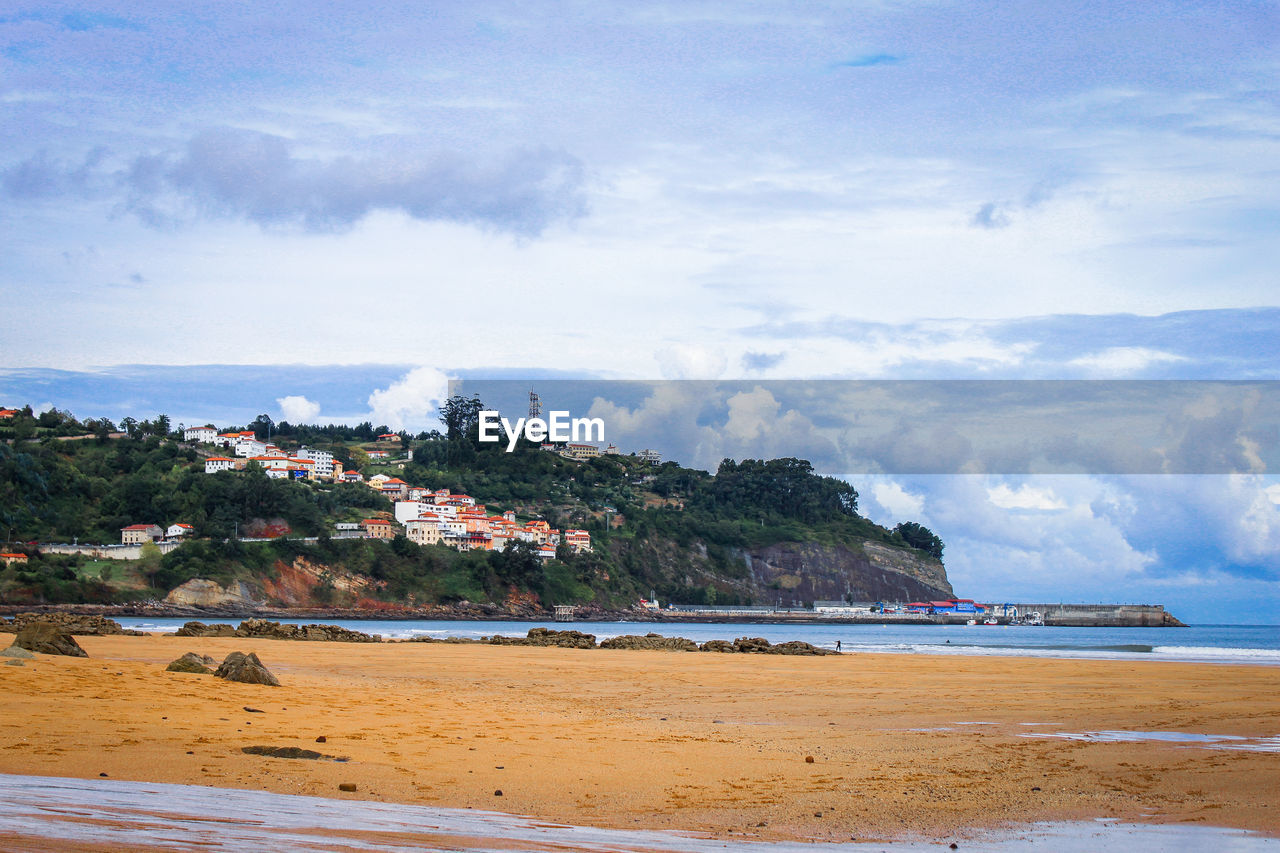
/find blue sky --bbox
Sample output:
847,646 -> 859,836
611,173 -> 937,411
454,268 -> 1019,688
2,1 -> 1278,621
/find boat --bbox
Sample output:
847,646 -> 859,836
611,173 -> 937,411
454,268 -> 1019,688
983,618 -> 998,625
965,619 -> 977,625
1027,611 -> 1044,626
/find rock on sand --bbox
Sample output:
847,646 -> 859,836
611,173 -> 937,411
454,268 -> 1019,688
13,621 -> 87,657
214,651 -> 280,686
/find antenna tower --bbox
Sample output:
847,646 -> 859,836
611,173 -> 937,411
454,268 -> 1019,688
528,389 -> 542,421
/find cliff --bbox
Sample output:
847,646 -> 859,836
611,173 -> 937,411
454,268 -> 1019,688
611,534 -> 953,607
739,541 -> 952,603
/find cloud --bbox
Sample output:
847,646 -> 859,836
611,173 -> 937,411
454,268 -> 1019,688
870,480 -> 925,519
655,343 -> 727,379
276,394 -> 321,423
1067,347 -> 1186,374
987,483 -> 1068,510
741,350 -> 785,372
4,130 -> 588,236
366,367 -> 449,431
743,308 -> 1280,379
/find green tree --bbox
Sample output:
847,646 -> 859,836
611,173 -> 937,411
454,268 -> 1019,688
894,521 -> 944,560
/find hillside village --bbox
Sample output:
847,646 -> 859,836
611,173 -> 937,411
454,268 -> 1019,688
142,424 -> 604,560
1,403 -> 957,612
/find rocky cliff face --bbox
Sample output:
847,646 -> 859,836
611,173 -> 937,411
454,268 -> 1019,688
736,541 -> 953,604
618,535 -> 953,605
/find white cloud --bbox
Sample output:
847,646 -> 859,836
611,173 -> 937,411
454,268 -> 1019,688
655,343 -> 727,379
1067,347 -> 1186,375
871,480 -> 925,519
366,367 -> 449,431
276,394 -> 320,423
987,483 -> 1068,510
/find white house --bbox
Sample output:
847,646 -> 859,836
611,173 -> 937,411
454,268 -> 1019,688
204,456 -> 236,474
235,438 -> 268,457
394,500 -> 430,525
166,523 -> 194,538
184,425 -> 217,443
294,446 -> 336,479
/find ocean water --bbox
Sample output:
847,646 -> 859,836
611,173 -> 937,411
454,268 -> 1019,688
0,774 -> 1276,852
114,618 -> 1280,665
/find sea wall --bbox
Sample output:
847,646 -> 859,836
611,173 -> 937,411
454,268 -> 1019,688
994,603 -> 1183,627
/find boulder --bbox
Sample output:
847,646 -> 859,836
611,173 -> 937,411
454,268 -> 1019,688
214,651 -> 279,686
13,621 -> 87,657
166,652 -> 215,674
770,640 -> 837,656
700,637 -> 837,656
732,637 -> 775,654
175,621 -> 237,638
241,745 -> 325,760
0,645 -> 34,659
234,619 -> 380,643
490,628 -> 597,649
600,633 -> 699,652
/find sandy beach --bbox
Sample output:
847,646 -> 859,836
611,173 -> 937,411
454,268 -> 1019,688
1,634 -> 1278,845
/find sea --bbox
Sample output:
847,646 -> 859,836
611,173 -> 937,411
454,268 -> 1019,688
115,617 -> 1280,665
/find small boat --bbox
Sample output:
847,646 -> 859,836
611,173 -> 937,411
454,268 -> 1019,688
965,619 -> 977,625
983,618 -> 998,625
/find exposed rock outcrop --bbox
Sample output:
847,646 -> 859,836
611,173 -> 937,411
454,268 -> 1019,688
0,613 -> 143,636
489,628 -> 597,649
600,633 -> 699,651
698,636 -> 836,656
166,652 -> 215,674
175,621 -> 237,637
214,651 -> 279,686
233,619 -> 380,643
13,621 -> 87,657
241,745 -> 338,760
739,542 -> 953,604
165,579 -> 261,608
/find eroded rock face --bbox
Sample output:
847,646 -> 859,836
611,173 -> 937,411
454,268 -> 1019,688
165,578 -> 260,608
600,633 -> 699,651
166,652 -> 215,674
13,621 -> 87,657
214,651 -> 279,686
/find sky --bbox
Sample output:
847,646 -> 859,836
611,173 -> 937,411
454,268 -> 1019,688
2,1 -> 1279,622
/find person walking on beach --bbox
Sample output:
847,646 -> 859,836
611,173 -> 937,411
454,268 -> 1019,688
835,640 -> 841,651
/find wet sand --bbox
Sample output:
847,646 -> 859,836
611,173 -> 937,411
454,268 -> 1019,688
0,635 -> 1277,843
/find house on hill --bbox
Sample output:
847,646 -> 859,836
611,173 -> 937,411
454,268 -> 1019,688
183,425 -> 217,443
361,518 -> 395,539
121,524 -> 163,544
